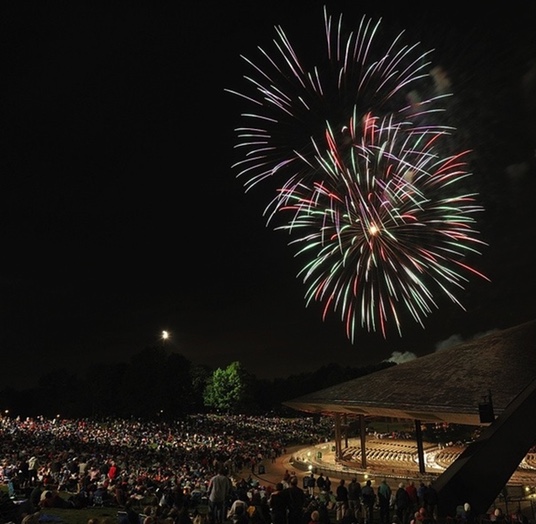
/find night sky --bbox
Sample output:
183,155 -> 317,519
2,2 -> 536,391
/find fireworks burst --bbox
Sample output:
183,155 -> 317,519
227,6 -> 488,339
277,113 -> 488,339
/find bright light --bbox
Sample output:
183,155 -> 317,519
162,330 -> 169,340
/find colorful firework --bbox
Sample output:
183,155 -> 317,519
277,112 -> 488,339
228,7 -> 488,338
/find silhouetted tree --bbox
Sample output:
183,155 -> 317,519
190,363 -> 212,412
81,361 -> 128,418
2,349 -> 398,418
36,368 -> 81,417
158,352 -> 195,418
119,346 -> 175,419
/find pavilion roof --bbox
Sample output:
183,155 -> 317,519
283,319 -> 536,425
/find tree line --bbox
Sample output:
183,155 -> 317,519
0,346 -> 395,419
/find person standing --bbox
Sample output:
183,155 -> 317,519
377,480 -> 391,524
284,476 -> 306,524
394,483 -> 411,524
347,478 -> 362,521
316,474 -> 326,494
28,456 -> 39,487
269,482 -> 288,524
324,476 -> 332,495
361,480 -> 376,524
416,483 -> 426,510
107,461 -> 119,483
283,470 -> 291,486
18,457 -> 30,488
405,482 -> 418,516
308,473 -> 316,496
335,479 -> 349,523
207,466 -> 232,524
423,483 -> 438,522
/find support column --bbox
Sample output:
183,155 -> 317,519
360,415 -> 367,469
334,413 -> 342,460
415,419 -> 426,474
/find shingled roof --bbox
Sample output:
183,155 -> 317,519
284,319 -> 536,425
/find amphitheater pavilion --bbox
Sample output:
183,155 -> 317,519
283,318 -> 536,518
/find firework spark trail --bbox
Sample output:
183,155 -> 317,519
228,6 -> 488,339
226,6 -> 448,199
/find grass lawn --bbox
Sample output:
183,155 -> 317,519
0,485 -> 129,524
36,505 -> 120,523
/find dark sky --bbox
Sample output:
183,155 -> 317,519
2,2 -> 536,391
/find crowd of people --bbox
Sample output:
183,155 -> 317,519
0,413 -> 333,523
0,414 -> 531,524
293,473 -> 442,524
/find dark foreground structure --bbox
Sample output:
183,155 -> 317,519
284,319 -> 536,518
